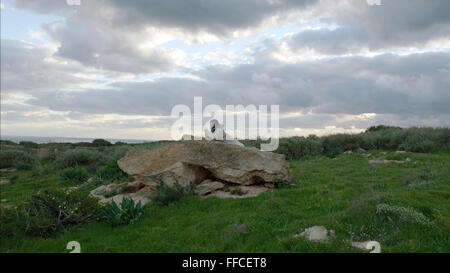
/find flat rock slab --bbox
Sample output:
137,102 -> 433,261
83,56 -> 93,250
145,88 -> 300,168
194,180 -> 224,196
118,141 -> 291,188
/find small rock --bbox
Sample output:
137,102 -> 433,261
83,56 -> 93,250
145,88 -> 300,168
294,226 -> 334,242
357,148 -> 367,153
264,183 -> 275,189
395,151 -> 407,154
194,180 -> 224,196
350,241 -> 371,250
226,223 -> 249,234
0,179 -> 10,185
344,151 -> 353,154
1,199 -> 8,202
0,168 -> 16,172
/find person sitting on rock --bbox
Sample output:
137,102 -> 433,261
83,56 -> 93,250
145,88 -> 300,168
205,119 -> 245,147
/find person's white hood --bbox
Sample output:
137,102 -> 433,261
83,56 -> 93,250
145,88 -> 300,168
205,119 -> 244,147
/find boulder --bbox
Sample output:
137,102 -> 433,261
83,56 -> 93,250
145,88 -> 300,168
118,141 -> 291,187
92,141 -> 290,203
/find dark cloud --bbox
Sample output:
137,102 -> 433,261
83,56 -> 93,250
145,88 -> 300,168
0,39 -> 93,93
287,0 -> 450,54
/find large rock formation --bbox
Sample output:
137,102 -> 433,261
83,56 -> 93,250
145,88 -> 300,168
91,140 -> 291,204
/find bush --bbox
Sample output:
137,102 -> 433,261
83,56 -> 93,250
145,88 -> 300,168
0,140 -> 18,145
60,167 -> 89,183
102,197 -> 144,228
96,160 -> 129,183
19,141 -> 39,149
152,181 -> 194,206
55,149 -> 107,170
264,126 -> 450,160
365,125 -> 402,133
103,145 -> 134,161
376,203 -> 432,226
92,139 -> 112,147
5,190 -> 102,237
17,163 -> 33,171
0,149 -> 37,168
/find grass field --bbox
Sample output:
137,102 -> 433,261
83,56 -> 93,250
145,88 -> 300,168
1,149 -> 449,253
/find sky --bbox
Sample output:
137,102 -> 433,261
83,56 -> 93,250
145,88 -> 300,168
1,0 -> 449,140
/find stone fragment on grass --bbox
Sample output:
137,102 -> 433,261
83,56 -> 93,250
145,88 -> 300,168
294,226 -> 335,242
226,223 -> 249,234
0,178 -> 9,185
350,241 -> 373,251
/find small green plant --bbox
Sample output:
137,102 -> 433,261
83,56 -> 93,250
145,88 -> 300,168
151,181 -> 194,206
8,190 -> 102,237
230,188 -> 248,196
60,166 -> 89,183
273,178 -> 297,189
102,197 -> 144,228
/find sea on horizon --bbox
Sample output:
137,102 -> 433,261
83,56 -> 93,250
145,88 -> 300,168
0,135 -> 153,144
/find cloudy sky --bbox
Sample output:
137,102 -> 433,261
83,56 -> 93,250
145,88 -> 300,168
1,0 -> 449,140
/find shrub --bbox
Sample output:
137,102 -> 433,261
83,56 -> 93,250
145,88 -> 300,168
365,125 -> 402,133
0,140 -> 18,145
103,145 -> 134,161
102,197 -> 144,228
96,160 -> 129,183
376,203 -> 432,226
0,149 -> 37,168
152,181 -> 194,206
92,139 -> 112,147
17,163 -> 33,171
19,141 -> 39,149
8,190 -> 102,237
55,149 -> 107,170
114,141 -> 128,146
60,167 -> 89,183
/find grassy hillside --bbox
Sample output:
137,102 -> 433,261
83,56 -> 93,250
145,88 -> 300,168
1,148 -> 449,253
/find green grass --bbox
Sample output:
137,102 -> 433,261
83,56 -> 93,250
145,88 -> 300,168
1,150 -> 449,253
